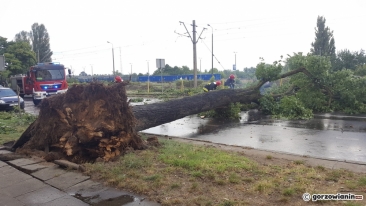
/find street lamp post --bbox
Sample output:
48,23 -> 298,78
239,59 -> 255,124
199,58 -> 202,77
234,52 -> 237,70
107,41 -> 115,75
207,24 -> 214,76
130,63 -> 132,82
147,60 -> 150,93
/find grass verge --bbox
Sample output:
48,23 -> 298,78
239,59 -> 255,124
84,136 -> 366,206
0,111 -> 36,145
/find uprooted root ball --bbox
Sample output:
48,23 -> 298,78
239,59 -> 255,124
14,82 -> 146,163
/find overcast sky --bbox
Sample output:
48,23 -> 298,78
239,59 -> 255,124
1,0 -> 365,76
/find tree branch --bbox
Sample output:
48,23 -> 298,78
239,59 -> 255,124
252,67 -> 333,107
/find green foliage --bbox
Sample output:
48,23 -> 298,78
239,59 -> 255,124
333,49 -> 365,71
240,103 -> 259,111
260,52 -> 366,115
3,41 -> 36,76
0,36 -> 9,54
199,103 -> 242,120
282,188 -> 295,196
286,53 -> 332,112
263,80 -> 291,95
159,140 -> 254,173
214,103 -> 241,119
310,16 -> 336,65
255,62 -> 282,81
354,64 -> 366,76
259,95 -> 313,119
175,79 -> 205,88
129,97 -> 144,102
0,111 -> 36,144
359,176 -> 366,186
275,96 -> 313,119
30,23 -> 53,62
259,95 -> 279,115
66,77 -> 79,84
15,31 -> 31,44
329,71 -> 366,114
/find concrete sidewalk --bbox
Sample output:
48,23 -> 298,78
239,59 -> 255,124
0,149 -> 159,206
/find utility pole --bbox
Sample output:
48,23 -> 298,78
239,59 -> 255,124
178,20 -> 206,88
119,47 -> 122,75
234,52 -> 237,70
147,60 -> 150,93
192,20 -> 197,87
107,41 -> 115,75
208,24 -> 214,76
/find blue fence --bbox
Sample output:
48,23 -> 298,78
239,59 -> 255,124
74,74 -> 221,83
138,74 -> 221,82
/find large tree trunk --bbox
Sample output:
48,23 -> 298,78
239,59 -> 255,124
133,87 -> 261,131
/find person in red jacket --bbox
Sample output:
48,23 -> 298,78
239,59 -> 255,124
114,76 -> 123,83
224,74 -> 235,89
203,81 -> 221,92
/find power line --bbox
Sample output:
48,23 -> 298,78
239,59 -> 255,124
53,44 -> 107,54
200,39 -> 226,70
214,31 -> 305,42
54,41 -> 156,54
200,15 -> 293,25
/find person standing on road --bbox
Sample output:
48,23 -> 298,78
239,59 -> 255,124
203,81 -> 221,92
224,74 -> 235,89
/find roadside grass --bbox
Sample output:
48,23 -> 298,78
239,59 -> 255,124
84,137 -> 366,205
0,111 -> 36,145
129,97 -> 144,102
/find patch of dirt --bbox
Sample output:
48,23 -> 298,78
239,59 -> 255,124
14,82 -> 146,163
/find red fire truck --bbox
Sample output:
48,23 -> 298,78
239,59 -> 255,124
10,62 -> 71,105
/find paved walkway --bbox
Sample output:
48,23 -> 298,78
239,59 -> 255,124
0,149 -> 159,206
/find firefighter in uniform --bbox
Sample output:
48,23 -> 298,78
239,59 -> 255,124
203,81 -> 221,92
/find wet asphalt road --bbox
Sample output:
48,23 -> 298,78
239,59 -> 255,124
23,98 -> 366,164
24,97 -> 39,115
143,111 -> 366,164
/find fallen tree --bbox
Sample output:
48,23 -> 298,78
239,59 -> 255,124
11,65 -> 329,163
12,82 -> 145,163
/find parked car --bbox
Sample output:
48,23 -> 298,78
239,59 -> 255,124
0,86 -> 25,111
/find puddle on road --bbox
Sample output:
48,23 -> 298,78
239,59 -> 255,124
92,195 -> 134,206
73,193 -> 157,206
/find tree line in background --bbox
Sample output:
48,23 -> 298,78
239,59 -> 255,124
0,23 -> 52,78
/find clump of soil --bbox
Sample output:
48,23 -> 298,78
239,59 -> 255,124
13,82 -> 146,163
